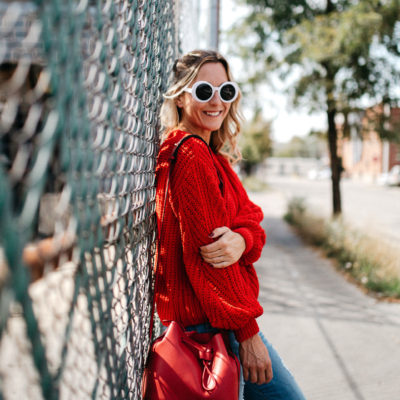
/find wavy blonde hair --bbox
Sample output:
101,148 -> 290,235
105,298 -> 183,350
160,50 -> 243,163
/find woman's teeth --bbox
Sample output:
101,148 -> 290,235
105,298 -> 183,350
205,111 -> 221,117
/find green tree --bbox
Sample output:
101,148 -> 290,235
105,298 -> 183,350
233,0 -> 400,215
240,109 -> 272,176
274,132 -> 327,158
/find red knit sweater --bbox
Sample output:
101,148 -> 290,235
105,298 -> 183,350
155,130 -> 266,342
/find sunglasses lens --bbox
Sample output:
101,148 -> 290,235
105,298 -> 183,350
220,83 -> 237,102
195,83 -> 213,101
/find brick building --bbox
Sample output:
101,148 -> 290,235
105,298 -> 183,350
340,107 -> 400,183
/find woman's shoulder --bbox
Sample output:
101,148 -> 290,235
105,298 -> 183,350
214,152 -> 237,175
157,130 -> 185,163
159,129 -> 185,150
156,130 -> 213,174
161,130 -> 212,160
214,152 -> 230,166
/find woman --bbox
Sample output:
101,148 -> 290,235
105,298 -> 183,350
155,50 -> 305,400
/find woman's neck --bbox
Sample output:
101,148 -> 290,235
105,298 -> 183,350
177,123 -> 211,145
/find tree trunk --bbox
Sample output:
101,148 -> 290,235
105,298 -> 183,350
326,107 -> 342,216
242,161 -> 255,177
323,4 -> 341,216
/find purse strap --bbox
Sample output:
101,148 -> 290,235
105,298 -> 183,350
148,134 -> 224,340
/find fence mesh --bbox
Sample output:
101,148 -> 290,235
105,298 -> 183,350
0,0 -> 179,398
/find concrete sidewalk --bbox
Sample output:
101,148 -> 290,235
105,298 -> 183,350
250,189 -> 400,400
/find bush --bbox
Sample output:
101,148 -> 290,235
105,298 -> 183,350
285,197 -> 400,300
242,176 -> 269,192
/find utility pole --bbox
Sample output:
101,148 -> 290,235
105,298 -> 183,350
209,0 -> 220,50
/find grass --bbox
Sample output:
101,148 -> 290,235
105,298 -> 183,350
284,197 -> 400,300
242,175 -> 269,192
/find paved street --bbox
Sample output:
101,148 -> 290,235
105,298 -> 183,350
249,189 -> 400,400
265,176 -> 400,245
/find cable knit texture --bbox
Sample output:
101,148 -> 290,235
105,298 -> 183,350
155,130 -> 266,342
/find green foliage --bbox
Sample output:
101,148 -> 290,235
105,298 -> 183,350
274,131 -> 327,158
240,110 -> 272,175
241,175 -> 269,192
285,197 -> 400,299
283,196 -> 306,224
233,0 -> 400,128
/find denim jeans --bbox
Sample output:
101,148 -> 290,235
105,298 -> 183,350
185,323 -> 306,400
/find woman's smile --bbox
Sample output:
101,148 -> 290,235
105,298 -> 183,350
204,110 -> 223,117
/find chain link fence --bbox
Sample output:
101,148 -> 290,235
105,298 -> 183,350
0,0 -> 189,398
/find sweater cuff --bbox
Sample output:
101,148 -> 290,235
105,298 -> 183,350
233,227 -> 254,256
234,318 -> 259,343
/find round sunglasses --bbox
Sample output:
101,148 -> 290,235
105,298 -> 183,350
183,81 -> 239,103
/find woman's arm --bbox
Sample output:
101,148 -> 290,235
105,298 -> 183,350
199,156 -> 266,266
169,138 -> 263,342
222,158 -> 266,265
231,202 -> 266,266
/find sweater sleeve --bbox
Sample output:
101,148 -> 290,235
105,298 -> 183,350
169,139 -> 263,342
232,198 -> 266,266
219,157 -> 266,265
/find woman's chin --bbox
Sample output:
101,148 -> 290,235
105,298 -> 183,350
203,120 -> 224,132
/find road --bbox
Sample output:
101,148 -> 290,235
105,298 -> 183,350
265,176 -> 400,245
249,189 -> 400,400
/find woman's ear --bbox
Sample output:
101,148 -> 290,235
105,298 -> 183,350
175,95 -> 184,108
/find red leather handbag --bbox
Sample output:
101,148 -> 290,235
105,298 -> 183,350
142,321 -> 240,400
142,135 -> 240,399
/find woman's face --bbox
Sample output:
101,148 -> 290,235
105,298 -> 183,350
176,62 -> 231,141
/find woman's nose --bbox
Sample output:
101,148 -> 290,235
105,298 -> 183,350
209,91 -> 222,105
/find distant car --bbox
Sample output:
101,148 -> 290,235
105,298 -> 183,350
387,165 -> 400,186
377,165 -> 400,186
307,167 -> 331,180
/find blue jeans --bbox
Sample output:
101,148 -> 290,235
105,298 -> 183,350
185,323 -> 306,400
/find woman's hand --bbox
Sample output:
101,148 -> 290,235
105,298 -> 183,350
239,334 -> 273,385
199,226 -> 246,268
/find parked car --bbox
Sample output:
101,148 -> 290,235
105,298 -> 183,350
307,167 -> 331,180
377,165 -> 400,186
387,165 -> 400,186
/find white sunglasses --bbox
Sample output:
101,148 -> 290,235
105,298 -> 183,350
183,81 -> 239,103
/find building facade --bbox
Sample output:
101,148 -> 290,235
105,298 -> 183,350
340,107 -> 400,183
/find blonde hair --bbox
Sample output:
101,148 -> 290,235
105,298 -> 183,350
160,50 -> 243,163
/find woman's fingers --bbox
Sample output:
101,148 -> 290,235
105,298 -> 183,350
239,334 -> 273,386
248,358 -> 271,385
201,253 -> 230,268
257,363 -> 271,385
249,366 -> 258,384
247,365 -> 271,385
200,227 -> 246,268
242,364 -> 249,381
201,254 -> 222,263
210,260 -> 230,268
200,228 -> 230,254
200,246 -> 222,257
266,362 -> 273,384
200,242 -> 221,255
244,368 -> 272,386
209,226 -> 230,238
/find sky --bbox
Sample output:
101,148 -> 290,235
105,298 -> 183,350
184,0 -> 328,143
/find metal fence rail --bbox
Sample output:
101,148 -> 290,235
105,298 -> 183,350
0,0 -> 178,398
